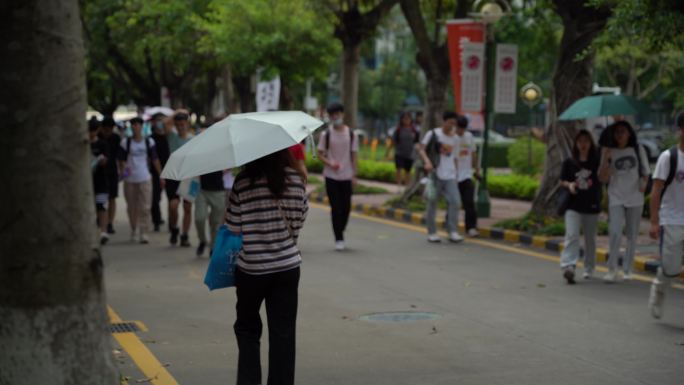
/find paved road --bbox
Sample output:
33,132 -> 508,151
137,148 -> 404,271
104,203 -> 684,385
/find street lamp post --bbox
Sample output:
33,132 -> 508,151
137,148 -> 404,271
520,82 -> 542,171
475,2 -> 505,218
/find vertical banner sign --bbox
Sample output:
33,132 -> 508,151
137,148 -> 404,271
494,44 -> 518,114
256,75 -> 281,112
460,42 -> 486,112
446,20 -> 485,113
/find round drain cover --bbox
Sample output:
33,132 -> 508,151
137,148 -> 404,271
359,311 -> 441,322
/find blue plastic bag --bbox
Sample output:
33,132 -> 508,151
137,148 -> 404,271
204,225 -> 242,290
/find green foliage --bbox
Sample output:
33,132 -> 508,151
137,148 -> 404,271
485,143 -> 511,168
315,183 -> 389,195
198,0 -> 339,85
307,176 -> 322,185
305,157 -> 397,183
507,138 -> 546,176
488,174 -> 539,201
496,213 -> 609,236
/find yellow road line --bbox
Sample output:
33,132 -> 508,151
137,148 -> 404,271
108,306 -> 180,385
311,202 -> 684,290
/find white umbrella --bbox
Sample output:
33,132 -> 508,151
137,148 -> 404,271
143,106 -> 175,120
161,111 -> 324,180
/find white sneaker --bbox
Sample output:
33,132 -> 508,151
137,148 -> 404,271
140,233 -> 149,244
467,228 -> 480,237
130,228 -> 138,242
582,270 -> 593,279
100,232 -> 109,246
623,272 -> 632,281
449,232 -> 464,243
603,271 -> 618,283
427,234 -> 442,243
334,241 -> 346,251
648,283 -> 665,319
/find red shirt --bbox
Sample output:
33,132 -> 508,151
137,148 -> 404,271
289,143 -> 305,161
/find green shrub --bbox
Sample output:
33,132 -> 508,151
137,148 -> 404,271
507,137 -> 546,175
482,143 -> 511,168
488,174 -> 539,201
314,183 -> 388,195
495,213 -> 609,236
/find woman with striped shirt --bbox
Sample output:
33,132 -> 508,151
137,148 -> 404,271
226,148 -> 308,385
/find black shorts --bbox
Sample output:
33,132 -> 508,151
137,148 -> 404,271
107,177 -> 119,198
394,156 -> 414,172
165,179 -> 180,201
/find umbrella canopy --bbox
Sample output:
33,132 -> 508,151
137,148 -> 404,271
558,94 -> 650,121
161,111 -> 324,180
143,106 -> 175,120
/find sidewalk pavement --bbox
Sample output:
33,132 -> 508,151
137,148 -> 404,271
309,174 -> 672,278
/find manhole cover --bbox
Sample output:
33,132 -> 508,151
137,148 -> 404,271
359,312 -> 441,322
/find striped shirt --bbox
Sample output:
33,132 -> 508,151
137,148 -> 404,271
226,168 -> 308,275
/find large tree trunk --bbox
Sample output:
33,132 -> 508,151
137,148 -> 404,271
423,74 -> 449,132
0,1 -> 117,384
531,0 -> 611,215
341,43 -> 361,129
233,75 -> 255,113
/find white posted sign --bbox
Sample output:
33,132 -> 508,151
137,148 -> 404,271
256,75 -> 281,112
494,44 -> 518,114
460,42 -> 485,112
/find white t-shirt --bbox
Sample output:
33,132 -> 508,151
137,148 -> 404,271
421,128 -> 460,180
653,147 -> 684,226
120,137 -> 155,183
456,131 -> 476,182
605,145 -> 649,208
318,126 -> 359,181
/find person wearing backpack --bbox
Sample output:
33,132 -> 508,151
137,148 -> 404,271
416,111 -> 464,244
647,114 -> 684,319
385,111 -> 419,187
559,130 -> 602,284
598,120 -> 650,282
119,117 -> 163,244
317,103 -> 358,251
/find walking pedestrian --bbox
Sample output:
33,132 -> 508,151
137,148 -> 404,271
149,113 -> 171,232
317,103 -> 358,251
647,114 -> 684,319
119,117 -> 163,244
165,111 -> 194,246
89,119 -> 110,245
416,111 -> 464,243
99,116 -> 121,234
598,120 -> 650,282
385,111 -> 419,187
226,149 -> 308,385
289,142 -> 308,183
455,115 -> 480,237
195,171 -> 225,257
559,129 -> 602,284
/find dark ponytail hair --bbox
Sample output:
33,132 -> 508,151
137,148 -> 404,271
572,129 -> 598,164
242,149 -> 293,198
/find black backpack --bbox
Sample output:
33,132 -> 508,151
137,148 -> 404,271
424,129 -> 441,169
660,145 -> 679,199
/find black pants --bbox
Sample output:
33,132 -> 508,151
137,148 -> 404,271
151,171 -> 163,226
458,179 -> 477,231
325,178 -> 353,241
234,267 -> 300,385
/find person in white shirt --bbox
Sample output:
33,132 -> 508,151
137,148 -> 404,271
416,111 -> 463,243
598,120 -> 650,282
647,114 -> 684,319
119,117 -> 163,244
455,115 -> 480,237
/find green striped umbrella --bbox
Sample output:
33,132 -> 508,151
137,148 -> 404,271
558,94 -> 650,121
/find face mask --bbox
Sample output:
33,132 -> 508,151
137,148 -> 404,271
333,117 -> 344,126
156,121 -> 164,130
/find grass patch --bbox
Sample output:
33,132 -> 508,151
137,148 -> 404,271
314,183 -> 389,195
495,213 -> 609,236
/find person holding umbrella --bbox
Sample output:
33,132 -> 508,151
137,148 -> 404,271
161,111 -> 322,385
598,120 -> 650,282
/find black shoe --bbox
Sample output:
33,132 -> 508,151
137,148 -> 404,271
563,268 -> 576,285
180,234 -> 191,247
170,228 -> 179,245
154,224 -> 160,232
196,242 -> 206,256
160,219 -> 166,225
100,234 -> 109,246
107,223 -> 115,234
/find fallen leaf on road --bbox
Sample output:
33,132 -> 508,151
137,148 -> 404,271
410,304 -> 417,308
430,326 -> 438,335
142,339 -> 156,344
464,281 -> 471,287
537,284 -> 546,288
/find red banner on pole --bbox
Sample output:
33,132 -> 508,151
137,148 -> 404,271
446,19 -> 485,128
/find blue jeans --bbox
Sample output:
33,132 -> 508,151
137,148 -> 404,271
426,177 -> 461,235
